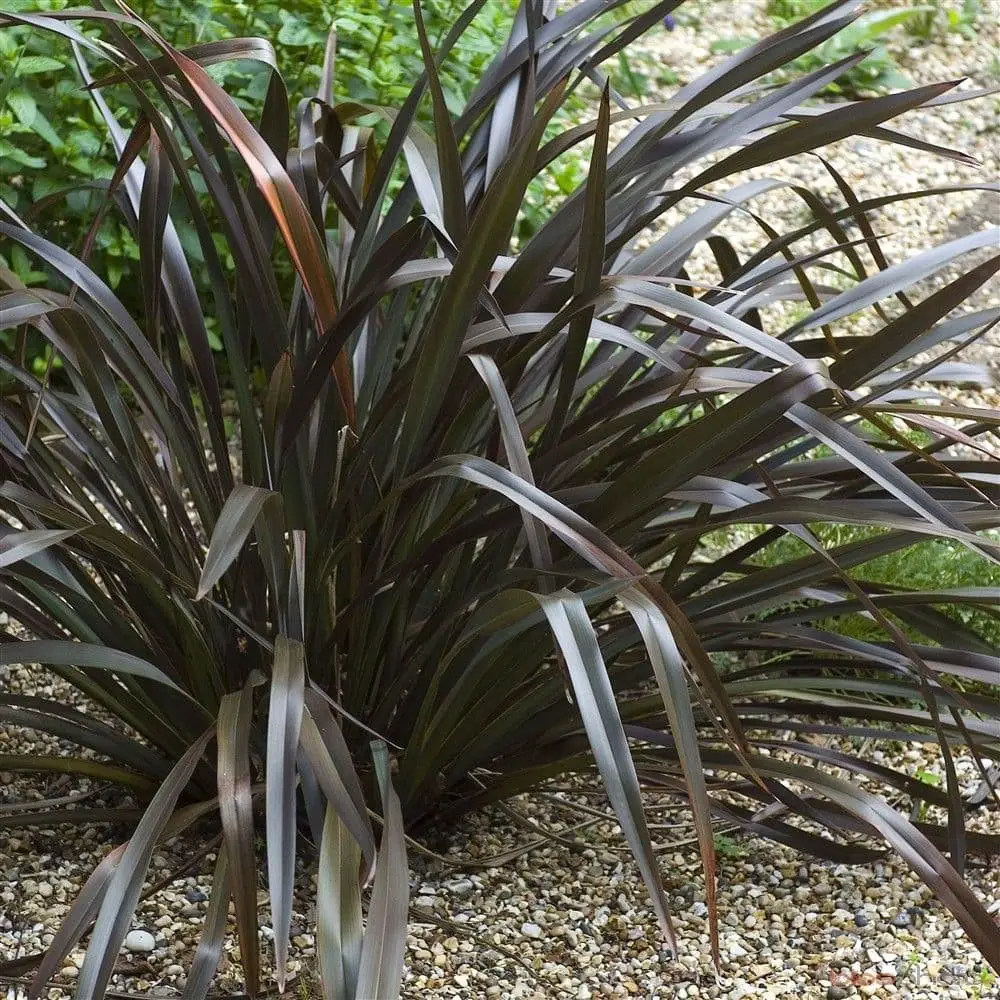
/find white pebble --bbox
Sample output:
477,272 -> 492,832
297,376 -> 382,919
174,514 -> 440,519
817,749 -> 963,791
123,929 -> 156,953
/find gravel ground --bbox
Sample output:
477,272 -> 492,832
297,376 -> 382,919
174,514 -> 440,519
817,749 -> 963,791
2,3 -> 999,999
3,733 -> 999,1000
627,1 -> 1000,378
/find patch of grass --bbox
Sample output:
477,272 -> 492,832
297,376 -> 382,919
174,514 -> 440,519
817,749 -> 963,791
714,833 -> 748,858
739,527 -> 1000,647
906,0 -> 981,42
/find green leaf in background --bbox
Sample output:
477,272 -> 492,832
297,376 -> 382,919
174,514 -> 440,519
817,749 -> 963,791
6,88 -> 36,126
16,55 -> 64,73
277,13 -> 322,47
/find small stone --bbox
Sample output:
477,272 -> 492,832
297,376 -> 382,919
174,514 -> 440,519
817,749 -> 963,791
890,911 -> 912,929
124,929 -> 156,953
690,901 -> 708,918
729,942 -> 748,959
520,922 -> 542,938
445,879 -> 474,895
60,967 -> 79,980
444,936 -> 459,952
184,889 -> 207,903
854,912 -> 870,927
827,988 -> 852,1000
454,974 -> 469,988
165,965 -> 184,977
38,882 -> 54,898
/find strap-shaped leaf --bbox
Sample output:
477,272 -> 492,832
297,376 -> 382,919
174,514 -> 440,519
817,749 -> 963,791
599,360 -> 832,524
0,698 -> 170,776
0,640 -> 187,694
196,484 -> 276,600
620,588 -> 719,965
830,255 -> 1000,387
137,128 -> 172,339
216,682 -> 260,995
181,844 -> 232,1000
470,353 -> 553,576
787,405 -> 1000,561
396,81 -> 566,471
267,636 -> 306,991
301,690 -> 377,880
534,590 -> 677,951
0,528 -> 78,568
316,806 -> 363,1000
355,741 -> 408,1000
75,729 -> 214,1000
412,0 -> 467,241
544,82 -> 610,447
789,227 -> 1000,335
27,843 -> 127,1000
165,47 -> 355,426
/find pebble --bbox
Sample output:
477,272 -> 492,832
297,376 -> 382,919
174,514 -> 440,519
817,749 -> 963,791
123,930 -> 156,953
520,922 -> 543,938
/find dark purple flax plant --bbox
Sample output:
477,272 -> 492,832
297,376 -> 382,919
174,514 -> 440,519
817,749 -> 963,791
0,1 -> 998,998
